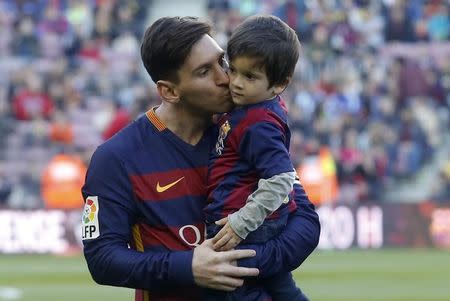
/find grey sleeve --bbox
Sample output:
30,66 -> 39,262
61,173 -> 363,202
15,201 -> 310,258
228,171 -> 296,239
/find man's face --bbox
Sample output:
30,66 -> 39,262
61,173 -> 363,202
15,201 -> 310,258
174,35 -> 233,115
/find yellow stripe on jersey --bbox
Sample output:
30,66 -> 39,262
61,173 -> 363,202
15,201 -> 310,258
132,224 -> 150,301
132,224 -> 144,251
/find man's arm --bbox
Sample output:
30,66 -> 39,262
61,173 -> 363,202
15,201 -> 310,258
238,182 -> 320,277
85,234 -> 259,291
192,239 -> 259,291
82,145 -> 258,291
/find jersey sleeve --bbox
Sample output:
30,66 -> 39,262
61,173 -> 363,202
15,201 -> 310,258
228,171 -> 296,239
237,181 -> 320,277
239,121 -> 294,178
82,145 -> 194,289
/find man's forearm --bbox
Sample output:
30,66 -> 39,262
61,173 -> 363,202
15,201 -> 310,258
84,237 -> 260,291
238,188 -> 320,277
84,239 -> 194,290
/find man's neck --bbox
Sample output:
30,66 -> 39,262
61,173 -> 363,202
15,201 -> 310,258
155,104 -> 211,146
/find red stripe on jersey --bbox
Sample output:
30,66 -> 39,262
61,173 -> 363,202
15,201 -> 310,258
130,167 -> 207,201
208,108 -> 287,212
266,189 -> 298,219
135,289 -> 150,301
228,108 -> 285,150
287,197 -> 297,212
279,97 -> 288,113
207,150 -> 241,200
135,290 -> 143,301
221,172 -> 258,216
138,222 -> 205,250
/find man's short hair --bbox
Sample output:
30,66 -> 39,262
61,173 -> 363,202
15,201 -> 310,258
141,16 -> 212,83
227,15 -> 301,88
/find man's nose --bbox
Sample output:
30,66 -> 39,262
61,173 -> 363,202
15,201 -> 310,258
215,65 -> 229,86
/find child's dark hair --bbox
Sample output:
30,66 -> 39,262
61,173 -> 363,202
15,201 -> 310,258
227,15 -> 300,88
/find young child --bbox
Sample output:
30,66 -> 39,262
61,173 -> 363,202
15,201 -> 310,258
204,15 -> 307,300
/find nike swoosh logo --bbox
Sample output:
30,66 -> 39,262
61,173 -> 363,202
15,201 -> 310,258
156,177 -> 185,193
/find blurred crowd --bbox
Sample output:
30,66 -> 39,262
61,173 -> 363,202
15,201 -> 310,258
0,0 -> 449,209
208,0 -> 450,204
0,0 -> 153,208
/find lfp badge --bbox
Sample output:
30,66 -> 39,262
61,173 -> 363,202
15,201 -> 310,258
82,196 -> 100,240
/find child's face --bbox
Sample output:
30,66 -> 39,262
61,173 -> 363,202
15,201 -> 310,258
227,56 -> 276,105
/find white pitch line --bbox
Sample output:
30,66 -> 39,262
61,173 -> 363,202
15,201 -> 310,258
0,287 -> 22,300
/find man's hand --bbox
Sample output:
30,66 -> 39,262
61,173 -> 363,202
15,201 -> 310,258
212,217 -> 243,251
192,239 -> 259,291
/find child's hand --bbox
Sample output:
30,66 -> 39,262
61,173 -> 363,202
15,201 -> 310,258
212,217 -> 243,251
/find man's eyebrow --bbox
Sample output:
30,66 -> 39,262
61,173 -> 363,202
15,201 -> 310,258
192,51 -> 225,74
192,62 -> 212,74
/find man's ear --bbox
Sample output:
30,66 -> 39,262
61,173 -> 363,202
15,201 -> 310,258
272,77 -> 291,95
156,80 -> 180,104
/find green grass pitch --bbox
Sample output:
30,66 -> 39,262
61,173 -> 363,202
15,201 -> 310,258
0,249 -> 449,301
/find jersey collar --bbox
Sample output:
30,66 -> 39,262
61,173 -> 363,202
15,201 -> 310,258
145,107 -> 166,132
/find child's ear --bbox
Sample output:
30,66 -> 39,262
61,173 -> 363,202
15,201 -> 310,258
272,77 -> 291,95
156,80 -> 181,104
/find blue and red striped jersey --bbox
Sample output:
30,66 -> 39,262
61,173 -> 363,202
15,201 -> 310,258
82,109 -> 214,301
205,96 -> 297,223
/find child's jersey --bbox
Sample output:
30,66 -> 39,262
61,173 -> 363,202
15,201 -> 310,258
205,96 -> 297,228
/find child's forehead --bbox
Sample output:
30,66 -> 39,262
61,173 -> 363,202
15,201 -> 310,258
229,55 -> 266,71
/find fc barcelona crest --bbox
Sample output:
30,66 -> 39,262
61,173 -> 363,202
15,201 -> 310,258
215,120 -> 231,155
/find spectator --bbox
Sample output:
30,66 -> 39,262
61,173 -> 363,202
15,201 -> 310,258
384,1 -> 416,42
102,102 -> 131,140
0,163 -> 12,207
12,73 -> 54,121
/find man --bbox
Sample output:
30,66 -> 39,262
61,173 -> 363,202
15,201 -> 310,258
82,16 -> 320,301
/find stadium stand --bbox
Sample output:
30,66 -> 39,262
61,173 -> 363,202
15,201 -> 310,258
0,0 -> 449,209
